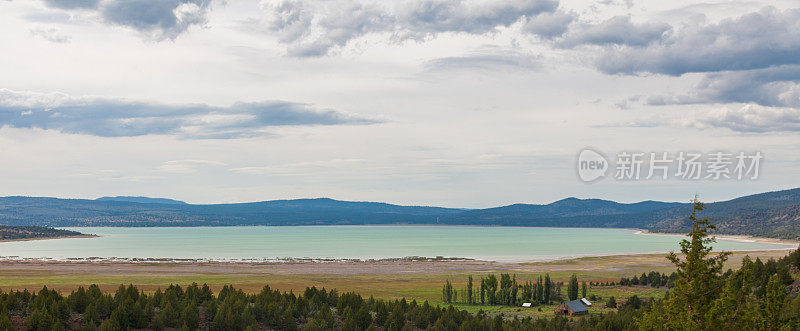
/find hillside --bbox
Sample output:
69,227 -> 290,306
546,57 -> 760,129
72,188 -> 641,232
0,197 -> 464,227
95,196 -> 187,205
437,198 -> 684,227
640,188 -> 800,239
1,188 -> 799,239
0,225 -> 89,241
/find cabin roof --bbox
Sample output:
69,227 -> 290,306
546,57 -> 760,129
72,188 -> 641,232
580,298 -> 592,306
565,300 -> 588,313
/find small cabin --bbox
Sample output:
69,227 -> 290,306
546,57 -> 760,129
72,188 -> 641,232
555,300 -> 588,316
521,302 -> 532,308
580,298 -> 592,307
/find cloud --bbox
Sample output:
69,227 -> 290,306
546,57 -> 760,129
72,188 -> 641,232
230,158 -> 365,175
557,15 -> 670,47
156,159 -> 226,173
258,0 -> 559,57
424,48 -> 541,72
40,0 -> 212,40
692,104 -> 800,133
42,0 -> 99,10
29,26 -> 71,43
522,10 -> 574,38
595,7 -> 800,75
599,104 -> 800,134
0,89 -> 380,139
647,66 -> 800,108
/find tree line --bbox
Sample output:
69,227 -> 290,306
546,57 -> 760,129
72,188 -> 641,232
0,281 -> 661,330
618,271 -> 678,288
442,274 -> 564,306
0,226 -> 85,240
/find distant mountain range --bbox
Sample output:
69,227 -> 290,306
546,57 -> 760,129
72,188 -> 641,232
95,196 -> 188,205
1,188 -> 799,240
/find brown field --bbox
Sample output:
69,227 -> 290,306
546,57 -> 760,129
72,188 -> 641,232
0,249 -> 792,318
0,249 -> 790,299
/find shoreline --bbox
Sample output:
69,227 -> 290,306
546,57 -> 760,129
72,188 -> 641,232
0,244 -> 795,265
0,249 -> 792,270
0,234 -> 98,243
634,229 -> 800,247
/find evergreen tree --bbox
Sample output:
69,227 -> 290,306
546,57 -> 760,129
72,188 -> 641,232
760,274 -> 787,330
637,197 -> 730,329
0,313 -> 11,331
606,296 -> 617,308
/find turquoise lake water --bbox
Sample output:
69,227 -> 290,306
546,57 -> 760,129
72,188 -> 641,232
0,226 -> 793,262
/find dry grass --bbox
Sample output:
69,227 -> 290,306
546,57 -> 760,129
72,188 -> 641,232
0,250 -> 789,304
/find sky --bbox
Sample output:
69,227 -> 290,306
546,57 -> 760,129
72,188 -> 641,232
0,0 -> 799,208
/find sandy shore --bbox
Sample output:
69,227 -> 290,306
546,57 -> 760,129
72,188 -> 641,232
0,249 -> 792,276
635,229 -> 800,247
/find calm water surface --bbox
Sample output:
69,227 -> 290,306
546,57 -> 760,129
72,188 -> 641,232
0,226 -> 792,262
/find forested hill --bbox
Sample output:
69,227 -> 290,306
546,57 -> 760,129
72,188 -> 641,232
0,225 -> 89,240
640,188 -> 800,239
95,196 -> 187,205
436,198 -> 685,227
1,188 -> 799,239
0,197 -> 466,227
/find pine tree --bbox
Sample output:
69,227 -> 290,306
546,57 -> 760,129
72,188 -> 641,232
761,274 -> 787,330
606,296 -> 616,308
637,197 -> 730,329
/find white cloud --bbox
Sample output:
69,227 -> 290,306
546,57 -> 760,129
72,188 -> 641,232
29,26 -> 71,43
557,15 -> 670,47
647,66 -> 800,108
691,104 -> 800,133
257,0 -> 558,56
595,7 -> 800,75
156,159 -> 226,174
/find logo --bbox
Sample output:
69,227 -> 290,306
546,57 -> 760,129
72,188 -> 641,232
577,149 -> 608,182
574,149 -> 762,182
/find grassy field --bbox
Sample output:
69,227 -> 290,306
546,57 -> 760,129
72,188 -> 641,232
0,250 -> 790,319
0,250 -> 788,299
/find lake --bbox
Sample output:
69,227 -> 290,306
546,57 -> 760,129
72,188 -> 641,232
0,226 -> 793,262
